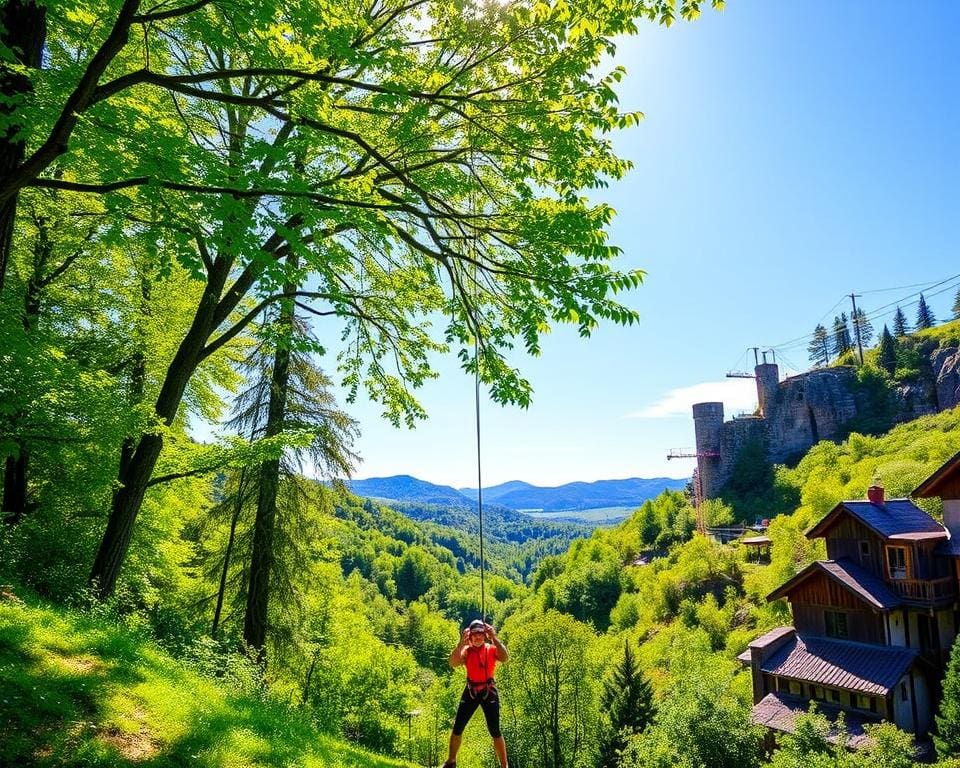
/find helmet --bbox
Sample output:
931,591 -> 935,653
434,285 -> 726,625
468,619 -> 486,633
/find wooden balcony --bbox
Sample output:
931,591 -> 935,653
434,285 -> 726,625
888,576 -> 956,604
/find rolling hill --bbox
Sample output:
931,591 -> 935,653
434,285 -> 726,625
346,474 -> 688,512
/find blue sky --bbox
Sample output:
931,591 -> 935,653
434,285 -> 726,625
333,2 -> 960,489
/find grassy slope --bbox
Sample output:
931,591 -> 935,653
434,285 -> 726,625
0,595 -> 412,768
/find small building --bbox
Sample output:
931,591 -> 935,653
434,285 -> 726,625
747,451 -> 960,747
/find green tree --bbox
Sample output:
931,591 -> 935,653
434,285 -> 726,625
852,307 -> 873,347
832,313 -> 852,357
953,287 -> 960,320
395,546 -> 439,603
878,325 -> 897,375
916,293 -> 936,329
892,306 -> 909,337
935,637 -> 960,758
597,641 -> 654,768
60,0 -> 699,599
620,656 -> 761,768
808,324 -> 830,367
500,610 -> 600,768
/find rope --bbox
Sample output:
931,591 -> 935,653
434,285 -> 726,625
467,113 -> 486,625
474,336 -> 485,624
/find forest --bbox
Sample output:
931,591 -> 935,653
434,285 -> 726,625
2,0 -> 960,765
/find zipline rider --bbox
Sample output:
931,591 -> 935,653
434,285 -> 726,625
442,619 -> 510,768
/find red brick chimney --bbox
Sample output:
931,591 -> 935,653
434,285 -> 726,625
867,485 -> 885,505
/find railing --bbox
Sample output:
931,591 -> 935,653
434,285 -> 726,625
888,576 -> 956,602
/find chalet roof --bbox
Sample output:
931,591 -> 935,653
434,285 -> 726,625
767,559 -> 901,611
759,635 -> 919,695
751,692 -> 878,750
935,537 -> 960,558
806,498 -> 945,541
913,450 -> 960,499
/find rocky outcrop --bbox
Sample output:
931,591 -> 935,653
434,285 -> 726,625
693,342 -> 960,500
932,346 -> 960,411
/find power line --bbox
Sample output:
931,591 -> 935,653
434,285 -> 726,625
762,271 -> 960,355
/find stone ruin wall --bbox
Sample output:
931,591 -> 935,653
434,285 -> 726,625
692,342 -> 960,500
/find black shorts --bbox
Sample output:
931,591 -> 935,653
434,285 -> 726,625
451,685 -> 501,738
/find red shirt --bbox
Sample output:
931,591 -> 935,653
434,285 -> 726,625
462,642 -> 497,682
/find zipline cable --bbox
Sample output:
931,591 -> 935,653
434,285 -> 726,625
468,120 -> 486,626
475,334 -> 486,625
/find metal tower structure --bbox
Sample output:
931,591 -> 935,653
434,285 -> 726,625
667,449 -> 720,536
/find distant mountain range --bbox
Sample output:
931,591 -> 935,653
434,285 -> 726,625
345,474 -> 687,512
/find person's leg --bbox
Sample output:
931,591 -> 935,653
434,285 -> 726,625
445,689 -> 480,766
492,735 -> 508,768
444,733 -> 462,766
480,692 -> 507,768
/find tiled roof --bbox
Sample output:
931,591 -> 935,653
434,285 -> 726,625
807,498 -> 945,541
936,537 -> 960,558
752,692 -> 878,750
767,559 -> 901,610
748,626 -> 796,650
760,635 -> 918,695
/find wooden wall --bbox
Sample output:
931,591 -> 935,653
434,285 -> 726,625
823,515 -> 884,577
787,571 -> 884,643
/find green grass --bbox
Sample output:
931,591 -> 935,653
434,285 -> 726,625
915,317 -> 960,348
0,593 -> 413,768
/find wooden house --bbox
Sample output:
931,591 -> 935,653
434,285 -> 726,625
746,451 -> 960,748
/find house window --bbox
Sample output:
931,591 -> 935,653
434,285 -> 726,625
887,546 -> 907,579
788,680 -> 801,696
856,694 -> 876,712
828,689 -> 841,703
860,541 -> 871,562
814,686 -> 825,700
825,611 -> 849,639
900,682 -> 908,702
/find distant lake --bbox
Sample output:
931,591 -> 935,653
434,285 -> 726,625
521,506 -> 634,524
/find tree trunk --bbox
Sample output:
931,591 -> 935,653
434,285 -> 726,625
0,0 -> 46,293
2,214 -> 49,523
242,288 -> 294,657
89,267 -> 228,598
212,467 -> 247,638
2,452 -> 27,523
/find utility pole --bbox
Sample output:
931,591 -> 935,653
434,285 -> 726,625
849,293 -> 864,365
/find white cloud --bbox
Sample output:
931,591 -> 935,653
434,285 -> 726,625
627,379 -> 758,419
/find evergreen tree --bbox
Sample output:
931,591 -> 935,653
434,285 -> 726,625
225,297 -> 358,660
916,294 -> 935,329
852,307 -> 873,347
953,287 -> 960,321
598,641 -> 655,768
878,325 -> 897,375
807,324 -> 830,367
832,313 -> 852,357
893,306 -> 909,337
935,638 -> 960,758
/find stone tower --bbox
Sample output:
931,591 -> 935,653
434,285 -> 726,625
755,363 -> 780,418
693,402 -> 724,500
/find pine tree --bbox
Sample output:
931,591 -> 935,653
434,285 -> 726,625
852,307 -> 873,347
832,313 -> 852,357
952,287 -> 960,321
916,294 -> 935,330
807,324 -> 830,367
893,306 -> 909,337
935,638 -> 960,757
222,293 -> 358,660
597,641 -> 655,768
878,325 -> 897,375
